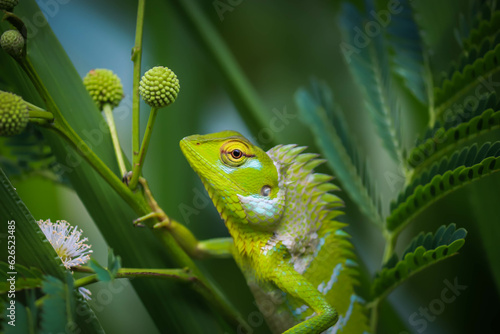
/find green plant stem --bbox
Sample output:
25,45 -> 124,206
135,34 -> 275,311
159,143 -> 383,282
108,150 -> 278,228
129,106 -> 158,189
131,0 -> 146,175
369,301 -> 379,333
73,267 -> 198,288
25,101 -> 54,120
382,230 -> 397,265
173,0 -> 270,137
103,103 -> 127,177
369,229 -> 399,333
28,110 -> 53,120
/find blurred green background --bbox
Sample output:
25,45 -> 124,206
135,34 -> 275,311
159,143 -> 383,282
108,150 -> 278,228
5,0 -> 500,333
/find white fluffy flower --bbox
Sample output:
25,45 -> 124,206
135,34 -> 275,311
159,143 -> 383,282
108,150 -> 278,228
37,219 -> 93,269
78,287 -> 92,301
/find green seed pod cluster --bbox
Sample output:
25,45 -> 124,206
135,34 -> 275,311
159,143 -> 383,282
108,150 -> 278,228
139,66 -> 180,108
83,69 -> 124,110
0,91 -> 29,136
0,0 -> 19,11
0,30 -> 24,59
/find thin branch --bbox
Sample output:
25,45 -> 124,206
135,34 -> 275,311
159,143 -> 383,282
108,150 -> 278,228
103,103 -> 127,177
131,0 -> 146,182
73,267 -> 199,288
129,106 -> 158,189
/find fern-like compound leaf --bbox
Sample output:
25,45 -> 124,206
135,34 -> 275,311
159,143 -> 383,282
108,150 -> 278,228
408,107 -> 500,171
462,9 -> 500,52
388,142 -> 500,232
372,224 -> 467,299
442,28 -> 500,86
415,93 -> 500,148
295,79 -> 384,226
434,40 -> 500,121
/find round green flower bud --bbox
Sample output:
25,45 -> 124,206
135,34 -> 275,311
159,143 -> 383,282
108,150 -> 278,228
0,0 -> 19,11
83,69 -> 124,110
0,91 -> 28,136
0,30 -> 24,59
139,66 -> 180,108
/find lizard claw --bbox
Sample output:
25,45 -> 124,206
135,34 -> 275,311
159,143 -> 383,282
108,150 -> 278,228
133,211 -> 161,227
133,220 -> 147,228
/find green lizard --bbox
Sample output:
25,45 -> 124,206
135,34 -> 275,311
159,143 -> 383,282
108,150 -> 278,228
179,130 -> 369,334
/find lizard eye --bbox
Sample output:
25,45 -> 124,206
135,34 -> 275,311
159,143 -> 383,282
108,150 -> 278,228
231,149 -> 243,159
220,140 -> 253,167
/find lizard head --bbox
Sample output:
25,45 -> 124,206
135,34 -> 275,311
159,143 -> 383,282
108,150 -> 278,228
180,130 -> 285,230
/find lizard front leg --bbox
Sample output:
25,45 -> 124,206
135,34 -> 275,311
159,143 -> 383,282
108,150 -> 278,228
269,258 -> 338,334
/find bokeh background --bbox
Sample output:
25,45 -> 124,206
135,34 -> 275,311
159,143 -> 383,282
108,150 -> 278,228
5,0 -> 500,333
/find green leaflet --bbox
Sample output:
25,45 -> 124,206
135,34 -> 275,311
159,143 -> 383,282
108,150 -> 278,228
442,28 -> 500,85
372,224 -> 467,299
408,107 -> 500,172
295,80 -> 383,226
107,248 -> 122,278
433,6 -> 500,123
439,6 -> 500,84
388,142 -> 500,232
414,92 -> 500,148
462,9 -> 500,52
434,43 -> 500,121
447,0 -> 492,49
88,248 -> 122,282
88,259 -> 113,283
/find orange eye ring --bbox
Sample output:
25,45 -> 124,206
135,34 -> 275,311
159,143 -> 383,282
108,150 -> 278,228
231,149 -> 243,159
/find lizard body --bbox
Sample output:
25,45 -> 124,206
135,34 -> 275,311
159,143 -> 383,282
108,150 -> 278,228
181,131 -> 369,334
